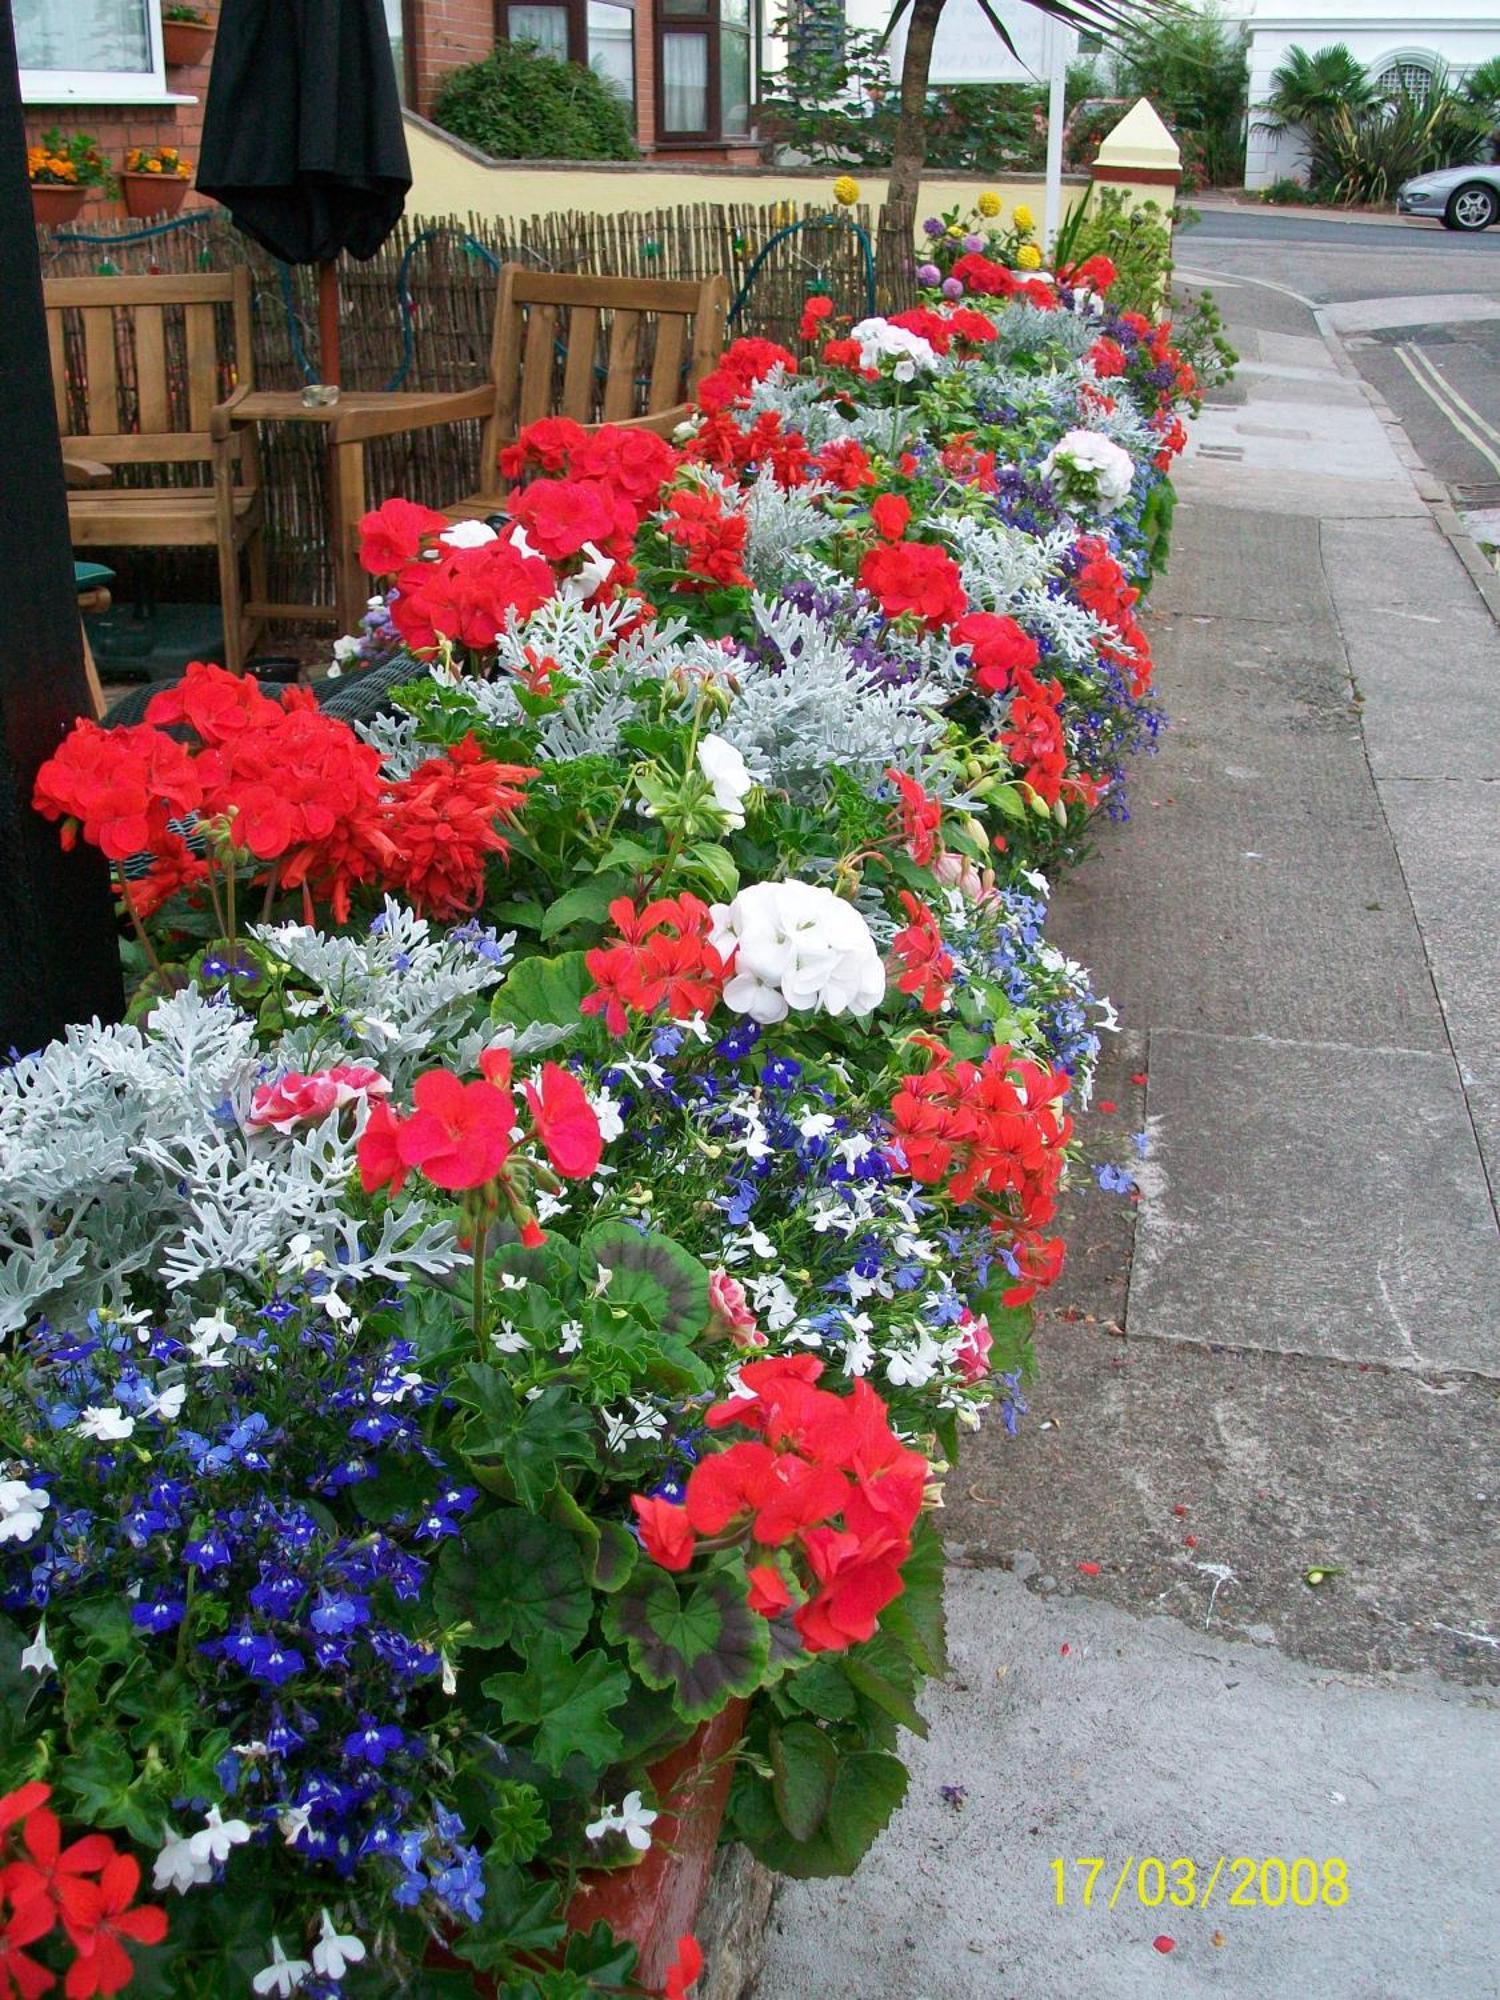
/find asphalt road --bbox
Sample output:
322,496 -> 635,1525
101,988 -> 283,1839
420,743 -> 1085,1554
1177,205 -> 1500,518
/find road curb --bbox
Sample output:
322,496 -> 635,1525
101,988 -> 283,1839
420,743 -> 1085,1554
1311,304 -> 1500,627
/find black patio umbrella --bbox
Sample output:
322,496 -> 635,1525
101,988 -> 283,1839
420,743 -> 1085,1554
197,0 -> 412,384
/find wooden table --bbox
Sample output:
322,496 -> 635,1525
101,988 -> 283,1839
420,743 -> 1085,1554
220,388 -> 488,638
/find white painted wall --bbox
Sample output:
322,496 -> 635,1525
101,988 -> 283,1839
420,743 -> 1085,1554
1222,3 -> 1500,188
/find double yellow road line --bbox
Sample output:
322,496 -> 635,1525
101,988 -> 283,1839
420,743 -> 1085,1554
1394,340 -> 1500,481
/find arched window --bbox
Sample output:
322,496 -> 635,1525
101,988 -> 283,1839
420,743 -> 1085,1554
1375,53 -> 1436,96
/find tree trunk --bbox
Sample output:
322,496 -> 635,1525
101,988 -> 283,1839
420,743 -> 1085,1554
876,0 -> 945,311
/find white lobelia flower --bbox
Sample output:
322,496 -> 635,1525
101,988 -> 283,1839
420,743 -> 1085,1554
76,1405 -> 134,1443
696,732 -> 755,829
190,1803 -> 253,1868
253,1937 -> 312,1997
709,880 -> 885,1025
153,1826 -> 214,1896
311,1910 -> 368,1980
589,1085 -> 625,1145
148,1382 -> 187,1424
20,1620 -> 55,1677
0,1481 -> 49,1545
441,517 -> 499,549
188,1312 -> 237,1368
585,1789 -> 659,1852
1039,428 -> 1136,514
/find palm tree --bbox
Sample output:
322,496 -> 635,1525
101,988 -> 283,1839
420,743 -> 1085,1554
1259,43 -> 1374,130
875,0 -> 1183,289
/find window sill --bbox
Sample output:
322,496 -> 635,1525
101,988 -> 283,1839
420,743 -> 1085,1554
21,85 -> 198,107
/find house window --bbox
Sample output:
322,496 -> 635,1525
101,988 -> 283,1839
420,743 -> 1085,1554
497,0 -> 637,109
16,0 -> 169,102
1377,56 -> 1435,96
657,0 -> 753,142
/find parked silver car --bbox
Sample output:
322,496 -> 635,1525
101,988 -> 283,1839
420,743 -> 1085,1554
1396,164 -> 1500,231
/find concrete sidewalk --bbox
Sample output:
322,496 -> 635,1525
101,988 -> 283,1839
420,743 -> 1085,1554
754,295 -> 1500,1998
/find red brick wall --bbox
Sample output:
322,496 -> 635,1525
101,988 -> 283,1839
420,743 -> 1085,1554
25,36 -> 214,226
408,0 -> 494,117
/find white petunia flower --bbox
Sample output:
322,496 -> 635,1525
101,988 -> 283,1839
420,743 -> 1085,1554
0,1481 -> 49,1545
697,732 -> 755,829
311,1910 -> 368,1980
76,1405 -> 134,1443
20,1620 -> 55,1677
252,1938 -> 311,1997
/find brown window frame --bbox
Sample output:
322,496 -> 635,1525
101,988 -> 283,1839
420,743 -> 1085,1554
494,0 -> 636,101
654,0 -> 753,148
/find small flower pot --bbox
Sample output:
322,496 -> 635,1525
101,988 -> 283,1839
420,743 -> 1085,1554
120,171 -> 191,219
161,17 -> 214,65
30,184 -> 87,227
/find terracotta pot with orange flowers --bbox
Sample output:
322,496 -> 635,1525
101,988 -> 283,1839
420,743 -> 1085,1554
27,126 -> 113,226
120,144 -> 194,218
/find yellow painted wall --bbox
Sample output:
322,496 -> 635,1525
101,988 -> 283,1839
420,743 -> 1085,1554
403,113 -> 1090,235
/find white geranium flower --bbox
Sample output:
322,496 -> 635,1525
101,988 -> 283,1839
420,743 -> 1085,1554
697,732 -> 755,829
585,1789 -> 659,1852
311,1910 -> 368,1980
253,1938 -> 311,1997
0,1481 -> 49,1545
1040,428 -> 1136,514
710,881 -> 885,1025
441,517 -> 498,549
76,1405 -> 134,1443
20,1620 -> 55,1677
850,316 -> 940,383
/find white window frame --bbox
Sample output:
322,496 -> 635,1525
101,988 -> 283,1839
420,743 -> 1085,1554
19,0 -> 194,106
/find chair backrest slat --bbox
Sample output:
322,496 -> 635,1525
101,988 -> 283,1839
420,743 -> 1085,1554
479,264 -> 728,480
44,269 -> 252,469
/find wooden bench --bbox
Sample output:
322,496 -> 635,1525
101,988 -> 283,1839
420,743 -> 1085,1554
46,271 -> 266,674
314,266 -> 729,608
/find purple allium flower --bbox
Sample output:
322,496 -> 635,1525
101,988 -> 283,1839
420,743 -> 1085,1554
915,262 -> 941,286
941,277 -> 964,300
964,233 -> 984,253
921,216 -> 944,238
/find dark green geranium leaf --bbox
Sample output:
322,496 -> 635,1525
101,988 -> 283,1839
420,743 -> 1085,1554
780,1655 -> 859,1723
579,1224 -> 712,1344
482,1635 -> 631,1778
604,1562 -> 769,1722
540,873 -> 634,940
735,1750 -> 908,1879
484,1781 -> 552,1865
490,950 -> 593,1033
451,1858 -> 567,1972
770,1719 -> 839,1842
433,1511 -> 591,1655
452,1367 -> 596,1509
840,1650 -> 928,1739
875,1514 -> 947,1679
562,1921 -> 639,1984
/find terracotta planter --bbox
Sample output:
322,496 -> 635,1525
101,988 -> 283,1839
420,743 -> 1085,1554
161,16 -> 214,65
30,184 -> 87,227
120,172 -> 191,219
428,1697 -> 747,1995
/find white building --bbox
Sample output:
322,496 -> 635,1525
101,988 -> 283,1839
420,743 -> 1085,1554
1229,2 -> 1500,189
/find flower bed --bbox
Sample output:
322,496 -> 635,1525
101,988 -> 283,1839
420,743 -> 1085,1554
0,254 -> 1197,1997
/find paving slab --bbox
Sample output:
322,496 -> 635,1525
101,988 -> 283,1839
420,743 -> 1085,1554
1128,1029 -> 1500,1377
1324,292 -> 1500,333
1185,399 -> 1407,485
755,1571 -> 1500,2000
1378,778 -> 1500,1192
1320,518 -> 1500,783
1148,506 -> 1327,624
1170,467 -> 1425,519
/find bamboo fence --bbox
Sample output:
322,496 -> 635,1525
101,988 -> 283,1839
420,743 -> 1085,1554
41,202 -> 882,629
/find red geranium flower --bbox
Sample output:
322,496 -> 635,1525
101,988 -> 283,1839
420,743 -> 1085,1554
663,1934 -> 704,2000
860,541 -> 968,629
357,497 -> 449,575
952,611 -> 1040,696
59,1852 -> 166,1999
890,891 -> 955,1012
522,1063 -> 603,1181
870,493 -> 910,543
631,1495 -> 697,1572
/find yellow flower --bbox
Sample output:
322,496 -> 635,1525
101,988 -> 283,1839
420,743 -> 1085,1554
832,175 -> 859,207
1017,241 -> 1042,270
145,158 -> 163,171
1012,203 -> 1035,233
976,190 -> 1001,218
946,223 -> 964,237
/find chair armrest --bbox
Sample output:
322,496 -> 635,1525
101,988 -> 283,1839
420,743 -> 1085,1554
329,386 -> 494,445
622,403 -> 692,440
209,385 -> 254,441
62,456 -> 114,488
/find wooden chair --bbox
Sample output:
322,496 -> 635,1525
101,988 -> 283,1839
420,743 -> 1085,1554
322,266 -> 729,593
45,271 -> 266,674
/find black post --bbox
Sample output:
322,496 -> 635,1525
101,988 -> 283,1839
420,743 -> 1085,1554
0,0 -> 123,1053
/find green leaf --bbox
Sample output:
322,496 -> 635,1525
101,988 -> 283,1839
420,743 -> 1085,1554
482,1635 -> 631,1777
874,1514 -> 948,1679
483,1781 -> 552,1865
540,874 -> 633,940
451,1859 -> 566,1973
737,1750 -> 908,1879
491,897 -> 548,931
769,1719 -> 838,1841
579,1223 -> 712,1344
491,950 -> 592,1033
781,1656 -> 860,1723
596,833 -> 660,875
604,1563 -> 770,1723
433,1511 -> 592,1655
452,1368 -> 597,1509
840,1651 -> 928,1738
681,841 -> 739,900
562,1923 -> 639,1985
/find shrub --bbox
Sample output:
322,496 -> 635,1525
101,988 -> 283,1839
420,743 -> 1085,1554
1260,42 -> 1374,127
1107,5 -> 1249,188
1303,68 -> 1486,205
433,40 -> 636,162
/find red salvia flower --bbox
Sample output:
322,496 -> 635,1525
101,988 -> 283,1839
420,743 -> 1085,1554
381,738 -> 534,922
